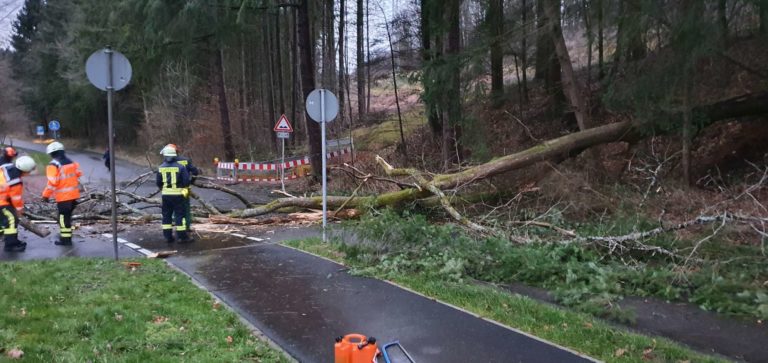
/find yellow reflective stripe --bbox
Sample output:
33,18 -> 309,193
162,188 -> 184,195
59,215 -> 65,228
2,209 -> 16,234
57,186 -> 78,193
162,224 -> 173,229
176,225 -> 187,231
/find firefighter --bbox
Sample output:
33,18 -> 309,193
0,146 -> 18,240
41,142 -> 83,246
157,145 -> 192,243
166,144 -> 199,232
0,146 -> 18,165
1,156 -> 36,252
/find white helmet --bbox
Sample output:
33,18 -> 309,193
160,145 -> 177,157
15,156 -> 36,173
46,141 -> 65,154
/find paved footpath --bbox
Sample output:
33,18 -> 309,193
118,226 -> 597,363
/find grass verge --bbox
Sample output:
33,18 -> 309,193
0,258 -> 288,362
24,150 -> 51,171
285,237 -> 726,363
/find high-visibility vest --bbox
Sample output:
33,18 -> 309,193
0,163 -> 24,211
157,160 -> 190,196
43,160 -> 82,202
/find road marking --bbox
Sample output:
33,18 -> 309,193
137,248 -> 153,256
230,233 -> 247,238
247,236 -> 265,242
124,242 -> 141,249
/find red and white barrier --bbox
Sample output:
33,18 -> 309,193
215,147 -> 352,183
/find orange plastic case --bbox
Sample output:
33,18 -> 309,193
334,334 -> 379,363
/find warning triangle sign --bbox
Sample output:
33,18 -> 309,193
273,114 -> 294,132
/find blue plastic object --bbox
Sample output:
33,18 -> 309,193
380,341 -> 415,363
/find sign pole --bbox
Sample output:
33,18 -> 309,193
321,89 -> 327,242
281,138 -> 286,193
106,47 -> 119,260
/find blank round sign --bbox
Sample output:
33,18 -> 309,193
85,49 -> 132,91
306,89 -> 339,123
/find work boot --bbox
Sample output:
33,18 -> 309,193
54,239 -> 72,246
177,231 -> 194,243
4,242 -> 26,252
163,229 -> 175,243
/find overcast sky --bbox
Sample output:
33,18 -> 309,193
0,0 -> 22,49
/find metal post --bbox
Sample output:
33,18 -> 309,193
106,47 -> 119,260
321,89 -> 327,242
281,138 -> 286,193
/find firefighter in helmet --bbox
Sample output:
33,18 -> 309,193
41,142 -> 83,246
1,156 -> 36,252
157,145 -> 192,243
165,144 -> 199,233
0,146 -> 18,165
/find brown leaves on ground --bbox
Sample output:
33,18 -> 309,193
212,301 -> 221,310
226,335 -> 233,345
6,348 -> 23,359
152,315 -> 169,324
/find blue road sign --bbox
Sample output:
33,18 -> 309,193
36,125 -> 45,136
48,120 -> 61,131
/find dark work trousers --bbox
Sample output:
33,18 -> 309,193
183,193 -> 192,231
161,195 -> 188,242
1,205 -> 21,248
57,200 -> 76,244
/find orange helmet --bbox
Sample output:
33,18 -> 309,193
167,144 -> 181,153
3,146 -> 17,158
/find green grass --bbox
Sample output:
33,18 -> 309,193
25,150 -> 51,172
0,258 -> 288,362
284,237 -> 726,363
352,111 -> 425,151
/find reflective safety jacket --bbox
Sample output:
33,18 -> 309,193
176,156 -> 200,177
156,158 -> 190,196
42,157 -> 83,202
0,163 -> 24,212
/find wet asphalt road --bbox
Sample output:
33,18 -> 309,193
118,226 -> 596,363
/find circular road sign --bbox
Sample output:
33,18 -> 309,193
48,120 -> 60,131
306,89 -> 339,123
85,48 -> 132,91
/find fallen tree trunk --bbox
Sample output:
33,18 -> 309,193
223,91 -> 768,223
20,218 -> 51,238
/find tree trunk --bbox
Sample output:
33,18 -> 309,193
291,6 -> 299,146
275,10 -> 286,115
264,14 -> 278,151
421,0 -> 441,134
521,0 -> 529,101
215,48 -> 235,161
682,81 -> 692,186
597,0 -> 604,78
357,0 -> 366,124
366,0 -> 372,113
718,0 -> 728,42
545,0 -> 590,131
535,0 -> 563,108
239,33 -> 248,139
298,0 -> 323,181
338,0 -> 347,131
760,0 -> 767,35
384,10 -> 407,158
489,0 -> 504,104
445,0 -> 462,168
